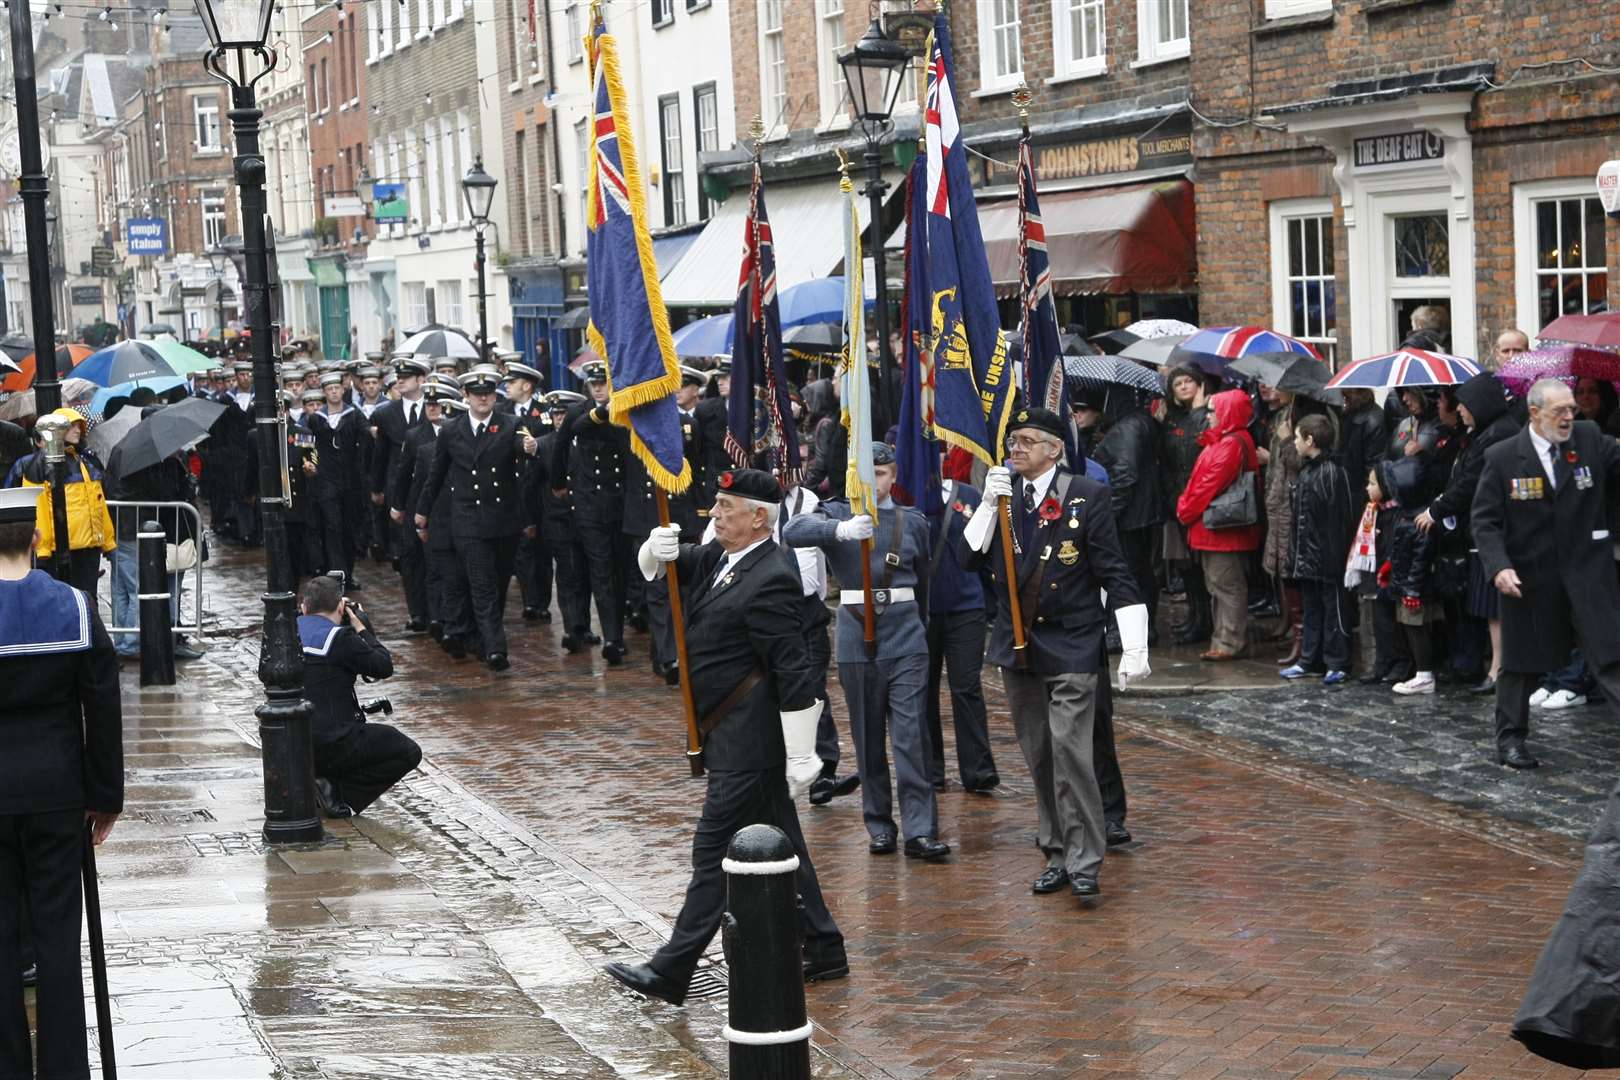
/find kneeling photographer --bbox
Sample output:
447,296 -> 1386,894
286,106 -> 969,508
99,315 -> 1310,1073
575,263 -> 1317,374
299,573 -> 421,818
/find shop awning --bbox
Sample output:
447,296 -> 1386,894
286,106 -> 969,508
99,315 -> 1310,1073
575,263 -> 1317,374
980,178 -> 1196,296
308,259 -> 346,289
659,171 -> 899,307
653,228 -> 703,282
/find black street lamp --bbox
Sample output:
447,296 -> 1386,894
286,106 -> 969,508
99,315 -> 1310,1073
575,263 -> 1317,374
194,0 -> 322,845
461,156 -> 497,365
208,247 -> 230,338
7,0 -> 62,414
838,18 -> 911,430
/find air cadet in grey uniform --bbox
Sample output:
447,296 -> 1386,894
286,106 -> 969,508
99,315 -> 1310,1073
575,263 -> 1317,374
784,442 -> 949,861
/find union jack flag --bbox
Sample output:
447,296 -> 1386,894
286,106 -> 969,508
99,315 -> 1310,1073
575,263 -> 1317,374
726,162 -> 799,485
1019,134 -> 1064,410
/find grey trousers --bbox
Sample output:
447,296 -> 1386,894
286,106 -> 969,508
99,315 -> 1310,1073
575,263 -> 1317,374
837,653 -> 939,842
1001,667 -> 1105,880
1202,550 -> 1250,655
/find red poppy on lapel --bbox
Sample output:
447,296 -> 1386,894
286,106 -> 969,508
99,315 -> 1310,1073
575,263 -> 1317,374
1038,497 -> 1061,522
488,424 -> 500,434
952,501 -> 966,514
1567,450 -> 1579,463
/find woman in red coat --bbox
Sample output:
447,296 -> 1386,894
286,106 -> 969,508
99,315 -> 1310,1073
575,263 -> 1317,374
1176,390 -> 1264,660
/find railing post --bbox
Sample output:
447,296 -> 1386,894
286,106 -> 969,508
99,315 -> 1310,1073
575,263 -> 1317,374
722,824 -> 812,1080
138,519 -> 175,686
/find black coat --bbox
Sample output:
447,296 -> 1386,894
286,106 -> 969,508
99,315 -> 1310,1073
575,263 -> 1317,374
1472,421 -> 1620,671
0,573 -> 122,815
622,409 -> 703,540
551,404 -> 625,526
693,397 -> 731,509
299,615 -> 394,750
667,538 -> 815,772
1336,402 -> 1389,486
524,430 -> 572,536
967,468 -> 1140,676
105,454 -> 201,543
306,407 -> 365,500
369,397 -> 428,497
417,412 -> 528,540
1375,458 -> 1437,602
804,414 -> 847,500
1089,409 -> 1164,532
1158,402 -> 1209,509
395,424 -> 456,552
1287,454 -> 1357,583
1427,375 -> 1520,540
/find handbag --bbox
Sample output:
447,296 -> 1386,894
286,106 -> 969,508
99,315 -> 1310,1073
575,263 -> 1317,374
165,538 -> 199,574
1202,468 -> 1258,530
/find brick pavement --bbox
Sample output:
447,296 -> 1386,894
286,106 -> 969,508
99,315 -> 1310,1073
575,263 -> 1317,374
180,541 -> 1604,1079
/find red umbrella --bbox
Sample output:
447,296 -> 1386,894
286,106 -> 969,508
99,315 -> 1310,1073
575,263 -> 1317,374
4,344 -> 96,394
1537,312 -> 1620,352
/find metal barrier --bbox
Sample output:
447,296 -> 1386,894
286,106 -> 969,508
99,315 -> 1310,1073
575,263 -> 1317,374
102,501 -> 206,638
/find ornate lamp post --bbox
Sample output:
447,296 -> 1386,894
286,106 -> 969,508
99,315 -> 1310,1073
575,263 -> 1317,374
8,0 -> 63,414
838,18 -> 911,430
208,247 -> 230,339
193,0 -> 322,844
461,156 -> 497,365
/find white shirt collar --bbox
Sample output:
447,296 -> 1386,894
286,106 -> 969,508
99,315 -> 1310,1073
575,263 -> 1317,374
1529,426 -> 1558,481
1023,464 -> 1059,505
715,535 -> 771,577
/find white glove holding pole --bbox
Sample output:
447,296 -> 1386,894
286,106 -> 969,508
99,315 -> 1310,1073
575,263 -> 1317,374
637,525 -> 681,581
835,515 -> 874,542
1115,603 -> 1151,690
781,698 -> 825,799
964,466 -> 1014,553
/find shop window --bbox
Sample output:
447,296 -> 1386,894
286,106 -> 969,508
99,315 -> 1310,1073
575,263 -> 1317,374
1270,200 -> 1338,366
1514,180 -> 1610,338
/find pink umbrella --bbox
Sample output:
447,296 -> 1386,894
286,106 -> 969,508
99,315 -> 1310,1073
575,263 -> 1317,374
1497,345 -> 1620,393
1537,312 -> 1620,352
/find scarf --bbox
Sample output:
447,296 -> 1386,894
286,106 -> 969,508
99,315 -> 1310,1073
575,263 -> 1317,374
1344,502 -> 1379,589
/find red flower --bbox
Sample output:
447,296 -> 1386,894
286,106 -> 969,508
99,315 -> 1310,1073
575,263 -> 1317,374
1567,450 -> 1579,463
718,471 -> 734,489
952,501 -> 966,514
488,424 -> 500,433
1038,497 -> 1061,522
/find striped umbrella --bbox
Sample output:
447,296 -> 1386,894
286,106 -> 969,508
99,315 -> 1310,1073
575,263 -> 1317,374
1324,348 -> 1481,389
1171,326 -> 1320,377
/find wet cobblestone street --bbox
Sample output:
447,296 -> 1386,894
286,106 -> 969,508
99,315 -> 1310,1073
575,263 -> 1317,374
65,540 -> 1609,1078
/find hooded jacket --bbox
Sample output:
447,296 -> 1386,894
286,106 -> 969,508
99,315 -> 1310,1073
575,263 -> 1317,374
1426,373 -> 1520,537
1087,405 -> 1164,532
1176,390 -> 1263,552
1376,457 -> 1437,603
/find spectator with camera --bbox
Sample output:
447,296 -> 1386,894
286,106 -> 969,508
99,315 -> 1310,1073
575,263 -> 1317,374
298,573 -> 419,818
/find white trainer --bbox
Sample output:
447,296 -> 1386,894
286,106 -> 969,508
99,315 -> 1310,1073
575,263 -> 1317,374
1393,674 -> 1436,696
1541,689 -> 1588,710
1528,687 -> 1551,708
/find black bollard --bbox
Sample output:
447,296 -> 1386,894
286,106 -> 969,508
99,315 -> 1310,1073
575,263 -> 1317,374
721,824 -> 811,1080
137,520 -> 175,686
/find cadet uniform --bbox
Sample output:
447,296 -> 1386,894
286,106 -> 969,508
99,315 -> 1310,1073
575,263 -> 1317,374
306,373 -> 364,586
416,366 -> 531,670
551,364 -> 628,663
372,359 -> 432,630
285,391 -> 323,579
525,392 -> 592,645
498,363 -> 554,622
784,445 -> 947,859
392,387 -> 462,638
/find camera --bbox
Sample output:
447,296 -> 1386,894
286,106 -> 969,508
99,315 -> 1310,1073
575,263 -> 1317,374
325,570 -> 374,633
359,697 -> 393,717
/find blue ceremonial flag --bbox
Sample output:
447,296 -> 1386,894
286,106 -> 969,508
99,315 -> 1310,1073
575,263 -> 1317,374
896,153 -> 941,515
1019,133 -> 1064,411
584,12 -> 690,493
923,13 -> 1016,466
726,162 -> 801,487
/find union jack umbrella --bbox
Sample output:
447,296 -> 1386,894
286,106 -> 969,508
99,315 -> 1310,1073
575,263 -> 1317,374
1324,348 -> 1482,389
1171,326 -> 1321,377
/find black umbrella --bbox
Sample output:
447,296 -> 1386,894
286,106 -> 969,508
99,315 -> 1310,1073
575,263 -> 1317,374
782,322 -> 843,353
1059,332 -> 1101,357
1088,329 -> 1139,355
0,333 -> 33,363
1227,352 -> 1341,405
104,396 -> 227,476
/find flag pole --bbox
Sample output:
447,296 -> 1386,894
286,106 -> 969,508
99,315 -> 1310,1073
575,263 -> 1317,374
657,489 -> 705,777
1003,81 -> 1038,671
838,149 -> 880,661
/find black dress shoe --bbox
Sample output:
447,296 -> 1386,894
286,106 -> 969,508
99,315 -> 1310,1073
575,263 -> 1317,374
584,631 -> 603,646
1070,875 -> 1100,897
444,638 -> 467,660
1171,624 -> 1211,646
1357,667 -> 1387,686
868,832 -> 897,855
664,664 -> 680,687
931,779 -> 948,792
904,836 -> 951,861
1032,867 -> 1070,894
487,653 -> 510,672
628,612 -> 649,633
803,955 -> 850,983
602,641 -> 627,665
603,961 -> 687,1006
809,774 -> 860,806
522,606 -> 543,621
1105,821 -> 1133,847
428,621 -> 444,642
1498,745 -> 1540,769
963,778 -> 1001,795
1470,676 -> 1498,696
404,618 -> 428,634
561,634 -> 583,654
21,963 -> 36,987
315,778 -> 354,819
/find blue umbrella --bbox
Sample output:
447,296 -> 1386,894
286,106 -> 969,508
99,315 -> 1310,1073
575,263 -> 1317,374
671,313 -> 734,358
777,276 -> 874,328
70,340 -> 178,386
89,375 -> 190,417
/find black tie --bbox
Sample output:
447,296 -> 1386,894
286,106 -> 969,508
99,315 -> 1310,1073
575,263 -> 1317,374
1022,481 -> 1036,516
407,402 -> 418,426
475,421 -> 486,439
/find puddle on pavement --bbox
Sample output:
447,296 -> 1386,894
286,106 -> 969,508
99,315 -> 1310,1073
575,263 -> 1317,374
248,985 -> 540,1019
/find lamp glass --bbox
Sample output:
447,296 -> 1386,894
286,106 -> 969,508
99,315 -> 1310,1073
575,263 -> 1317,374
192,0 -> 275,50
838,20 -> 911,125
45,208 -> 58,248
357,167 -> 375,207
461,157 -> 497,223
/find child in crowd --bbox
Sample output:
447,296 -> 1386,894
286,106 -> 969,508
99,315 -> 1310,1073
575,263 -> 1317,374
1373,457 -> 1443,695
1281,414 -> 1357,685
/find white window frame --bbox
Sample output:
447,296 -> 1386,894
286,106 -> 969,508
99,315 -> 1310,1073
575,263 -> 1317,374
1513,177 -> 1610,341
975,0 -> 1022,96
192,95 -> 221,153
397,0 -> 412,49
201,188 -> 227,249
575,118 -> 590,255
1265,0 -> 1331,17
374,0 -> 393,60
438,280 -> 463,327
815,0 -> 848,130
1134,0 -> 1189,67
651,0 -> 674,29
424,124 -> 442,227
759,0 -> 788,136
403,281 -> 428,328
660,95 -> 685,227
565,1 -> 583,64
442,117 -> 461,227
1051,0 -> 1105,82
1268,198 -> 1339,366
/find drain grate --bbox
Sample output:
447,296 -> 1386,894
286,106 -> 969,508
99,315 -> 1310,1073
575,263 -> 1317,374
133,808 -> 217,825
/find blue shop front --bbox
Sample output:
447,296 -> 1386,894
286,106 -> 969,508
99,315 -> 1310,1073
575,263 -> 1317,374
507,261 -> 566,390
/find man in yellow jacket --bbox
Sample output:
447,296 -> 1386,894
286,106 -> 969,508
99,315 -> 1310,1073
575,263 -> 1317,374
18,409 -> 116,598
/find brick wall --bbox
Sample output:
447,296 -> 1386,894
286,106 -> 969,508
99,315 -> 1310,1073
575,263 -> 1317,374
141,59 -> 236,257
495,3 -> 558,259
305,3 -> 371,255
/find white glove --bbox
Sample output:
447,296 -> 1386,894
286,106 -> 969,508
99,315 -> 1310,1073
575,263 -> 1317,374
963,498 -> 998,553
781,699 -> 825,799
636,525 -> 680,581
835,514 -> 874,542
982,465 -> 1013,502
1114,603 -> 1151,690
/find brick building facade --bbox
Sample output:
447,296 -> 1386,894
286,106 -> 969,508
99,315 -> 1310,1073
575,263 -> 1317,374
304,1 -> 371,358
1192,0 -> 1620,365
